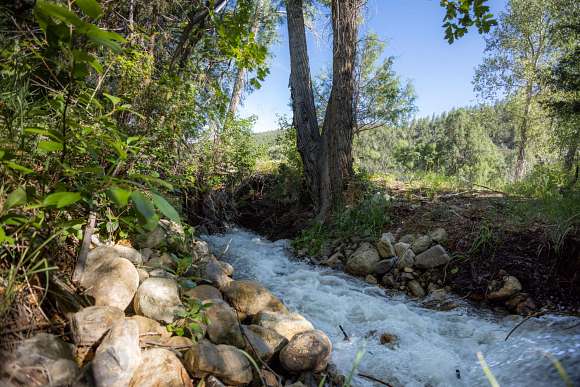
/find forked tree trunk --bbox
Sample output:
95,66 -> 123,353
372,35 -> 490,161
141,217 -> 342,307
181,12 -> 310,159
286,0 -> 361,217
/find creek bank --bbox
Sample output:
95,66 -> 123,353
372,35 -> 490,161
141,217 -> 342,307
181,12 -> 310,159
0,220 -> 342,387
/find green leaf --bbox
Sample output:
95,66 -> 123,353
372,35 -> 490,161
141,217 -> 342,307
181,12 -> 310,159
107,188 -> 132,207
4,161 -> 33,174
38,140 -> 63,152
75,0 -> 102,19
24,127 -> 64,141
103,93 -> 121,106
0,227 -> 5,243
6,187 -> 27,209
151,193 -> 180,222
35,0 -> 84,27
130,191 -> 156,221
43,192 -> 82,208
84,25 -> 125,51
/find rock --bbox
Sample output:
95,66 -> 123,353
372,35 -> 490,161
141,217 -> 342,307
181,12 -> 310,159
242,325 -> 287,362
376,234 -> 396,258
411,235 -> 432,254
394,242 -> 411,258
429,228 -> 448,244
399,234 -> 415,244
140,219 -> 185,251
414,245 -> 450,269
365,274 -> 378,284
87,245 -> 143,267
140,248 -> 153,262
408,280 -> 426,298
222,280 -> 287,319
206,375 -> 226,387
279,330 -> 332,373
206,300 -> 245,348
346,242 -> 381,276
254,311 -> 314,340
71,306 -> 125,347
322,252 -> 343,268
192,240 -> 212,264
374,258 -> 396,276
218,261 -> 234,276
182,284 -> 223,302
145,335 -> 193,349
379,332 -> 399,349
148,268 -> 177,279
1,334 -> 79,387
129,348 -> 192,387
137,268 -> 150,284
127,315 -> 171,340
92,319 -> 141,387
141,225 -> 166,249
83,257 -> 139,310
487,275 -> 522,301
183,340 -> 252,385
401,272 -> 414,281
148,252 -> 175,270
382,274 -> 397,288
205,258 -> 233,289
134,277 -> 183,323
397,249 -> 416,269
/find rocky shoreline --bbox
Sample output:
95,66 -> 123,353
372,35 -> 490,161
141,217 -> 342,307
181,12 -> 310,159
297,227 -> 536,316
0,221 -> 342,387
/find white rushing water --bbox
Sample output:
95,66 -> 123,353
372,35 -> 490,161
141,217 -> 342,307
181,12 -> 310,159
203,228 -> 580,387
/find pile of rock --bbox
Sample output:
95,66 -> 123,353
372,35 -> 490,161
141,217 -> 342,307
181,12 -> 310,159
1,222 -> 335,387
486,270 -> 535,314
321,228 -> 452,300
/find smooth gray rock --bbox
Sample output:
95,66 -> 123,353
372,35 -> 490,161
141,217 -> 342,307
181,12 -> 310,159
87,245 -> 143,266
254,311 -> 314,340
206,300 -> 245,348
346,242 -> 381,276
182,284 -> 222,301
429,227 -> 448,244
376,234 -> 396,258
394,242 -> 411,258
397,249 -> 416,269
414,245 -> 450,269
411,235 -> 432,254
242,324 -> 287,362
133,277 -> 183,323
399,234 -> 416,244
374,258 -> 396,276
129,348 -> 192,387
83,257 -> 139,310
205,258 -> 233,289
279,330 -> 332,373
408,280 -> 426,298
92,319 -> 141,387
222,280 -> 287,319
71,306 -> 125,347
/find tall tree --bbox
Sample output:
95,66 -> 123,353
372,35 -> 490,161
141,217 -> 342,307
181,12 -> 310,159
474,0 -> 554,180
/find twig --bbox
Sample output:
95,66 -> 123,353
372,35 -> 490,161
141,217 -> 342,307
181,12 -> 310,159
339,325 -> 349,341
73,212 -> 97,284
358,373 -> 393,387
505,311 -> 545,341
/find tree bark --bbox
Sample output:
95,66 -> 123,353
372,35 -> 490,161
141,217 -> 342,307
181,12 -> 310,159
514,82 -> 533,180
286,0 -> 361,216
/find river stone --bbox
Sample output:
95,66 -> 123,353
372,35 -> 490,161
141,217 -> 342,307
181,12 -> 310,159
71,306 -> 125,347
408,280 -> 426,298
279,330 -> 332,373
394,242 -> 410,258
148,268 -> 177,279
243,324 -> 287,362
322,252 -> 344,268
382,274 -> 397,288
206,375 -> 227,387
205,258 -> 233,289
376,233 -> 396,258
127,315 -> 171,339
414,245 -> 450,269
222,280 -> 288,319
254,311 -> 314,340
487,275 -> 522,301
429,228 -> 448,244
397,249 -> 416,269
145,335 -> 194,350
129,348 -> 192,387
87,245 -> 143,267
134,277 -> 183,323
137,267 -> 150,284
84,257 -> 139,310
399,234 -> 416,244
92,319 -> 141,387
1,333 -> 80,387
148,252 -> 176,270
411,235 -> 432,254
346,242 -> 381,276
374,258 -> 396,276
183,284 -> 223,301
206,300 -> 245,348
218,261 -> 234,276
183,339 -> 252,385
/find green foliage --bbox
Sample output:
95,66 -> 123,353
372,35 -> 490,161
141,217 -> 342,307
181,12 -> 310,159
441,0 -> 498,43
166,298 -> 211,340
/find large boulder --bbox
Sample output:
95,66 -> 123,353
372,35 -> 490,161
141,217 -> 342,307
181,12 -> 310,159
487,275 -> 522,301
182,284 -> 223,302
242,325 -> 287,362
254,311 -> 314,341
411,235 -> 432,254
206,300 -> 245,348
346,243 -> 381,276
0,334 -> 79,387
376,233 -> 396,258
183,340 -> 253,385
87,245 -> 143,267
134,277 -> 183,323
222,280 -> 287,319
205,258 -> 233,289
129,348 -> 192,387
81,257 -> 139,310
279,330 -> 332,373
92,319 -> 141,387
414,245 -> 450,269
71,306 -> 125,347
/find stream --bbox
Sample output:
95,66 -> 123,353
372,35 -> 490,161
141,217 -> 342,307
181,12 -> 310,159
202,228 -> 580,387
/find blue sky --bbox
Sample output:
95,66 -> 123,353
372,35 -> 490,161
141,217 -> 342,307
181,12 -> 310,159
239,0 -> 507,132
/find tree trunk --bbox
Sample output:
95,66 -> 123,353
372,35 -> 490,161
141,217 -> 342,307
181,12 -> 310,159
286,0 -> 361,216
514,82 -> 533,180
564,127 -> 579,172
227,0 -> 264,117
